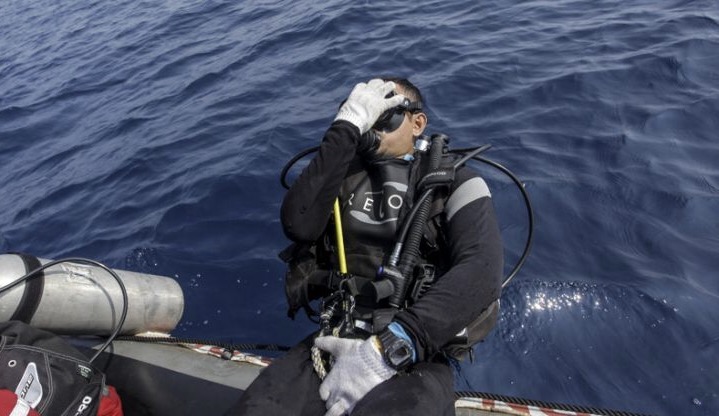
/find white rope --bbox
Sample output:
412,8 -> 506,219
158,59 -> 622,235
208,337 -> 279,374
312,292 -> 354,380
312,326 -> 341,380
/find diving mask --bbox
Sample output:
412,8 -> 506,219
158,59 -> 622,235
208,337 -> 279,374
371,95 -> 423,133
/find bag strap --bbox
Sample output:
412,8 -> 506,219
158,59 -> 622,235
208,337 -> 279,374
9,253 -> 45,324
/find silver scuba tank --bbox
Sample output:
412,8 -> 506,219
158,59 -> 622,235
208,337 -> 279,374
0,253 -> 184,335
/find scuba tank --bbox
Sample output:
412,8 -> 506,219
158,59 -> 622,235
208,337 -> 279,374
0,253 -> 184,335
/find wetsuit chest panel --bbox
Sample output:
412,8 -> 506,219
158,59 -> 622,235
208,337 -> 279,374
339,159 -> 411,277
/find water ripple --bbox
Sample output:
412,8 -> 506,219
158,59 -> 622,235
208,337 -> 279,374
1,1 -> 718,414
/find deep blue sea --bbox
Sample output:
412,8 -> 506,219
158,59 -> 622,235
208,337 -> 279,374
1,1 -> 718,415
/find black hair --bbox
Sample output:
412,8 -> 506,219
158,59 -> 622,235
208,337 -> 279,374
380,77 -> 425,108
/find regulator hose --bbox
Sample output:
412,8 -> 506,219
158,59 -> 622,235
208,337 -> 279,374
391,134 -> 447,306
462,153 -> 534,288
389,143 -> 493,267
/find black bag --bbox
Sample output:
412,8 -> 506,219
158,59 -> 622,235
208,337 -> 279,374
280,243 -> 336,320
0,321 -> 108,416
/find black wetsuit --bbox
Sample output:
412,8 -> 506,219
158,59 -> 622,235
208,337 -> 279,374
228,121 -> 503,416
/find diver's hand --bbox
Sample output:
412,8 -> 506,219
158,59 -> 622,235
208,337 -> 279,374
315,335 -> 396,416
335,79 -> 406,134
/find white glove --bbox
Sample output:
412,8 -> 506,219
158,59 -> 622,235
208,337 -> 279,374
335,79 -> 407,134
315,335 -> 396,416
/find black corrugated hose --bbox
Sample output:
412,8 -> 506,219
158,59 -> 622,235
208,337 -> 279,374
393,134 -> 447,305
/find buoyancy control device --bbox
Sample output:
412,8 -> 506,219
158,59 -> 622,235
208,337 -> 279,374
279,133 -> 535,359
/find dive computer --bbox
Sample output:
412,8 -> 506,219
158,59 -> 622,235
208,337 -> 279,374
377,327 -> 414,371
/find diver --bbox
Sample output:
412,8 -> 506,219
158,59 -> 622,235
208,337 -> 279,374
228,77 -> 504,416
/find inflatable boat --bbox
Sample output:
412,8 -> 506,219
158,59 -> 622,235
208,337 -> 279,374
0,254 -> 643,416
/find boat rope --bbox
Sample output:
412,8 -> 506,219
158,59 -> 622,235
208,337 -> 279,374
311,327 -> 339,380
311,284 -> 355,380
454,390 -> 651,416
114,335 -> 291,352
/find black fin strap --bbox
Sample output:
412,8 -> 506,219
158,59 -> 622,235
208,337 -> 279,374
9,252 -> 45,323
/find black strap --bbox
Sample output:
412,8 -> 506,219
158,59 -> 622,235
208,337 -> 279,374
9,253 -> 45,323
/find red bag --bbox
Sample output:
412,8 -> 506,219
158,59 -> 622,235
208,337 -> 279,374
98,386 -> 123,416
0,388 -> 121,416
0,390 -> 41,416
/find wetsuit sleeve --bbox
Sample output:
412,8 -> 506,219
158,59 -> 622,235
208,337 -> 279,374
394,167 -> 503,360
281,120 -> 361,243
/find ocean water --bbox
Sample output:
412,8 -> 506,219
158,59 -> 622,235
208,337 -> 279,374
1,1 -> 718,415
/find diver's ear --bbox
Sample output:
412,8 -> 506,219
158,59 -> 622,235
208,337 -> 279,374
411,112 -> 427,136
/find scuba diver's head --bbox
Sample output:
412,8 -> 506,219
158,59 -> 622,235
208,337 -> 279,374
365,77 -> 428,158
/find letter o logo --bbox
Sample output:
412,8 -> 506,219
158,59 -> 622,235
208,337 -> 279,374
388,195 -> 403,210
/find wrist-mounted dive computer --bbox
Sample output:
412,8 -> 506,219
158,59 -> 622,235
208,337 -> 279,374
377,327 -> 414,370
